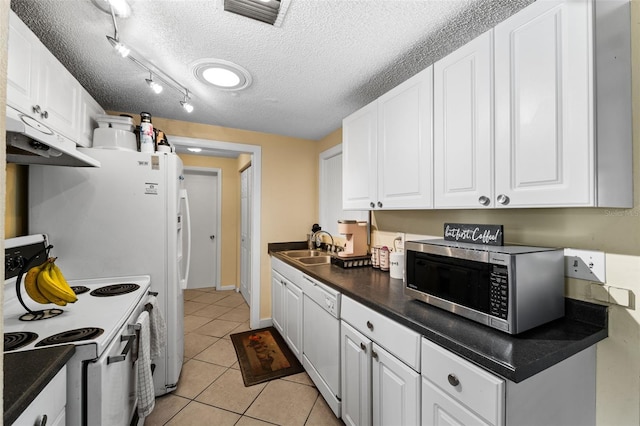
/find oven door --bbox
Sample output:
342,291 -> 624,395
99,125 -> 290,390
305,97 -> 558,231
86,321 -> 139,425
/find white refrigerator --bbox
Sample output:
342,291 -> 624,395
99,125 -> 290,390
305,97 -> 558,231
28,148 -> 191,397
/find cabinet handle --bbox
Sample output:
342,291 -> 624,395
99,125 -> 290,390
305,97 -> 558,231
41,110 -> 49,119
366,321 -> 374,331
281,280 -> 286,286
377,201 -> 383,208
371,349 -> 378,360
370,202 -> 375,208
496,194 -> 510,205
360,342 -> 367,353
39,414 -> 48,426
32,105 -> 42,114
447,374 -> 460,387
478,196 -> 490,206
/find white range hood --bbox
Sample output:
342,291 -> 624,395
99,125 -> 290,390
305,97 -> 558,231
5,105 -> 100,167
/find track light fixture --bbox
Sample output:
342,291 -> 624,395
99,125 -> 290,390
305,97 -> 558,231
181,92 -> 194,113
104,0 -> 194,112
146,72 -> 163,94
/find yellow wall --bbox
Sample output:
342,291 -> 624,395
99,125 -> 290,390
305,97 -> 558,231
179,154 -> 240,289
131,115 -> 320,319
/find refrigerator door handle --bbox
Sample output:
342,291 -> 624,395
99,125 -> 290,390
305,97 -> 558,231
180,188 -> 192,290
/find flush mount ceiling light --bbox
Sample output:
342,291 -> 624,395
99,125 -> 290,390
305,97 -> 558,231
193,60 -> 252,91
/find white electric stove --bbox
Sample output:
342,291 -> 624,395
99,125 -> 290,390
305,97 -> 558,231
4,235 -> 153,426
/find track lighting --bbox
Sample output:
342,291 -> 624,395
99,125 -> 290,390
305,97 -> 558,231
103,0 -> 194,113
146,73 -> 163,94
180,91 -> 194,113
106,35 -> 130,58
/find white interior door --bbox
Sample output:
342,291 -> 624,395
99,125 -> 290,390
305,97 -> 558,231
240,166 -> 252,304
183,168 -> 220,289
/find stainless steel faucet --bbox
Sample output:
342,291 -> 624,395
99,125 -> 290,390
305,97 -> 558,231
312,230 -> 334,249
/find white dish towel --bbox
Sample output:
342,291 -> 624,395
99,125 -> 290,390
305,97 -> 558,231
147,295 -> 167,360
136,311 -> 155,418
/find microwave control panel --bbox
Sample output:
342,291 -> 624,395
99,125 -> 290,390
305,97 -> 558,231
489,265 -> 509,319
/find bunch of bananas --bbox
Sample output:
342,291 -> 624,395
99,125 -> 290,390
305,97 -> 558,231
24,258 -> 78,306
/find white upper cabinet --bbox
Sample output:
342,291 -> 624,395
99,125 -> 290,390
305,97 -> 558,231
7,11 -> 41,114
37,47 -> 80,139
77,87 -> 105,148
433,0 -> 632,209
7,11 -> 104,147
343,101 -> 378,210
494,0 -> 591,207
493,0 -> 631,208
343,67 -> 433,210
434,31 -> 493,209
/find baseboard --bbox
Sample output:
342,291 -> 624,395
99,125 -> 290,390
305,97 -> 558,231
256,318 -> 273,329
218,285 -> 236,291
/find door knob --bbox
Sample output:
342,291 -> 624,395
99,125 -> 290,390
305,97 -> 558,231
209,235 -> 215,240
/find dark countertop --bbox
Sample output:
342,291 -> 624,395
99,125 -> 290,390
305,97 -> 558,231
4,345 -> 75,425
269,242 -> 608,383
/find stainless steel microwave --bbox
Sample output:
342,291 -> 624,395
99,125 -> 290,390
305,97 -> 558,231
404,239 -> 565,334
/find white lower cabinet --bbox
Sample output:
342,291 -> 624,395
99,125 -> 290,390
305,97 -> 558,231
341,296 -> 421,426
15,366 -> 67,426
271,269 -> 303,361
421,337 -> 597,426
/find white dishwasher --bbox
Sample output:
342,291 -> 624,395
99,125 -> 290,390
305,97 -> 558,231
302,274 -> 341,417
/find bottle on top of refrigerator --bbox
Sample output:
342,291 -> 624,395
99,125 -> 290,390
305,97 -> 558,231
140,112 -> 155,153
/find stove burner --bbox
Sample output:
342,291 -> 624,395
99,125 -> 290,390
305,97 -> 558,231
71,286 -> 90,295
35,327 -> 104,347
4,331 -> 38,351
90,283 -> 140,297
19,308 -> 64,321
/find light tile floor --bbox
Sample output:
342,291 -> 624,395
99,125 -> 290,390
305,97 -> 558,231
144,287 -> 344,426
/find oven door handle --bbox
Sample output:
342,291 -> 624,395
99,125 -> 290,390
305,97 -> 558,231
107,333 -> 137,364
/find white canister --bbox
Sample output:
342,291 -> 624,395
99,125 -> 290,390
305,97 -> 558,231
389,251 -> 404,279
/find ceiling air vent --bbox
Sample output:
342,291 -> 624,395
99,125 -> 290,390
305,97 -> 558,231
223,0 -> 290,27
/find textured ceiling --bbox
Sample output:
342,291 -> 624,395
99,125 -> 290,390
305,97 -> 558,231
10,0 -> 534,141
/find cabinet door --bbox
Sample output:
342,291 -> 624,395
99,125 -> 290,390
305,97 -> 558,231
434,31 -> 493,209
284,279 -> 303,361
377,66 -> 433,209
343,101 -> 377,210
372,343 -> 420,426
38,47 -> 80,140
341,321 -> 372,426
6,11 -> 40,113
422,377 -> 494,426
494,0 -> 592,207
77,88 -> 105,148
271,271 -> 285,335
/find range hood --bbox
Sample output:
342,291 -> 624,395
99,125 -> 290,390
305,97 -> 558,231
5,106 -> 100,167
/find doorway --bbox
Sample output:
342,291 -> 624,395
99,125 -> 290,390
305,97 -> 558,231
183,167 -> 221,290
170,135 -> 263,329
240,165 -> 252,304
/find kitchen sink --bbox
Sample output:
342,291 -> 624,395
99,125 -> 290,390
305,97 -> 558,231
281,250 -> 326,258
295,256 -> 332,265
279,250 -> 332,266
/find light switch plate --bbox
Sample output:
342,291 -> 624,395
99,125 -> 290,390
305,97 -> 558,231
564,249 -> 606,283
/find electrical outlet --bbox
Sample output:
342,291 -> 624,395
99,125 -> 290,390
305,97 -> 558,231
393,233 -> 405,251
564,249 -> 606,283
